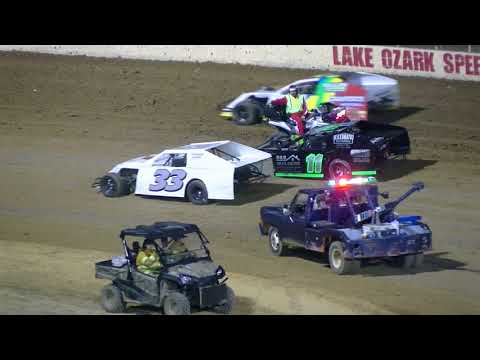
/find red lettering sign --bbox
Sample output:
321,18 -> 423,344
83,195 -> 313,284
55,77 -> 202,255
365,48 -> 373,68
475,56 -> 480,76
382,49 -> 392,69
454,54 -> 465,74
332,46 -> 341,65
443,53 -> 454,73
424,52 -> 435,72
342,46 -> 353,66
413,51 -> 424,71
403,50 -> 413,71
393,49 -> 402,69
352,47 -> 365,67
465,55 -> 474,75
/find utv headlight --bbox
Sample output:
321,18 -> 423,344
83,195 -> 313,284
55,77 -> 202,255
216,266 -> 225,279
179,274 -> 193,285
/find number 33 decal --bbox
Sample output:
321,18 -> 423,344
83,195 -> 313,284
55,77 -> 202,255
149,169 -> 187,192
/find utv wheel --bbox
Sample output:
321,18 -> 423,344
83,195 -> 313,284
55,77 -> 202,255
100,173 -> 130,198
328,241 -> 360,275
326,158 -> 352,180
233,101 -> 262,125
101,284 -> 126,313
268,226 -> 286,256
186,180 -> 209,205
213,286 -> 235,315
163,292 -> 191,315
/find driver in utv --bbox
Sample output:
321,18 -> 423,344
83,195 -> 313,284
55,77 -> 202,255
136,242 -> 162,275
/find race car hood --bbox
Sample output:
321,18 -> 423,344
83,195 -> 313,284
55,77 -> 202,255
109,154 -> 157,172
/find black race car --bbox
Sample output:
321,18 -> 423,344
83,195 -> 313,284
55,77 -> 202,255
257,121 -> 410,180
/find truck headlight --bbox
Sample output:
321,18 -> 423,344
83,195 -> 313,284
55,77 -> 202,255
216,266 -> 225,279
179,274 -> 193,285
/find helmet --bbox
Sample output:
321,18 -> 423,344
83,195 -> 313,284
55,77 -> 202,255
288,85 -> 298,94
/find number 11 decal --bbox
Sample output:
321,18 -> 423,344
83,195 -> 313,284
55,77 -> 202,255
306,153 -> 323,174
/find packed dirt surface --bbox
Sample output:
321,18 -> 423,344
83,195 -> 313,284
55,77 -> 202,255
1,51 -> 480,314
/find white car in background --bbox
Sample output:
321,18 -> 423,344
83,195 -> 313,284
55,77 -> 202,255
219,72 -> 400,125
92,141 -> 272,205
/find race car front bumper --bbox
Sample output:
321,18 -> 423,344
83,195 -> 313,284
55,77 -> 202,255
220,108 -> 233,118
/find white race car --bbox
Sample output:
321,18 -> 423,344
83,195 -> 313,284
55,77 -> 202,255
92,141 -> 272,205
219,72 -> 400,125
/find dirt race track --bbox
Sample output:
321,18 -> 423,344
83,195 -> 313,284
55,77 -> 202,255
1,51 -> 480,315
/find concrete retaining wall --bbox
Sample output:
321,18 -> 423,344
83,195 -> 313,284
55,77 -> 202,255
1,45 -> 479,81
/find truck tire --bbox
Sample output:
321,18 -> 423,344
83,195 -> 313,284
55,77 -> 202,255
396,254 -> 416,269
328,241 -> 360,275
326,158 -> 352,180
163,292 -> 191,315
186,180 -> 209,205
213,286 -> 235,315
101,284 -> 126,313
233,101 -> 262,125
100,173 -> 130,198
268,226 -> 286,256
414,253 -> 424,268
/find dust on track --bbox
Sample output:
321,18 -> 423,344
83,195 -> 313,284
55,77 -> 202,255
1,51 -> 480,314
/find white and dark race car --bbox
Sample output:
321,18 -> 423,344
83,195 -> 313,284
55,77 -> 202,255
219,72 -> 400,125
92,141 -> 272,205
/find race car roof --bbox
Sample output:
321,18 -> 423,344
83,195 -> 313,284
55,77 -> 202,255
173,141 -> 271,168
175,140 -> 230,151
120,222 -> 200,240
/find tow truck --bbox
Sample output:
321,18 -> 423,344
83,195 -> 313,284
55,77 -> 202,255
258,177 -> 432,274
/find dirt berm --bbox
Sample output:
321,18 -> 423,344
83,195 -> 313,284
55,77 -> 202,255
1,51 -> 480,314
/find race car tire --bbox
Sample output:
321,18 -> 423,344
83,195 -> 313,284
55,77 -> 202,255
213,286 -> 235,315
186,180 -> 209,205
163,292 -> 191,315
101,173 -> 130,198
233,101 -> 263,126
268,226 -> 286,256
328,241 -> 360,275
326,158 -> 352,180
101,284 -> 126,313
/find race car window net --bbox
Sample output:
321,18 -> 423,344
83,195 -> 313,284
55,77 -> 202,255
152,153 -> 187,167
208,148 -> 240,161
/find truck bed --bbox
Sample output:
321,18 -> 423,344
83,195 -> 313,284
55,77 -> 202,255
95,260 -> 129,281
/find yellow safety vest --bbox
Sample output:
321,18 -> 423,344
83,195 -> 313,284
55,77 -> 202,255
286,94 -> 305,114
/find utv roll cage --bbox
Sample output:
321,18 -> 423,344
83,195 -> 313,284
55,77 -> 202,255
119,222 -> 211,274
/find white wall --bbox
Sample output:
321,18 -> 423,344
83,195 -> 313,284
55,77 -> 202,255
1,45 -> 479,82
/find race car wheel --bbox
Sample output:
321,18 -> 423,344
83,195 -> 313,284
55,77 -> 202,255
233,101 -> 262,126
326,158 -> 352,180
163,292 -> 191,315
100,173 -> 130,198
213,285 -> 235,315
101,284 -> 126,313
186,180 -> 209,205
328,241 -> 360,275
268,226 -> 286,256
